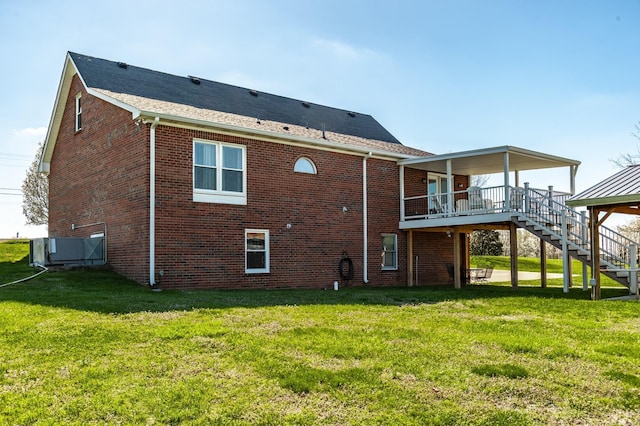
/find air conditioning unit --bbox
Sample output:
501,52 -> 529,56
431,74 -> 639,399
29,236 -> 105,267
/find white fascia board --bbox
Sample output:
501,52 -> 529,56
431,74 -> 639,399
398,145 -> 580,167
135,111 -> 418,161
86,88 -> 141,117
40,53 -> 77,173
566,194 -> 640,208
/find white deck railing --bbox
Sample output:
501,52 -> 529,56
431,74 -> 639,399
402,184 -> 637,274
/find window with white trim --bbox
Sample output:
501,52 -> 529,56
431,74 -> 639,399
381,234 -> 398,270
75,93 -> 82,131
193,140 -> 246,204
245,229 -> 269,273
294,157 -> 317,174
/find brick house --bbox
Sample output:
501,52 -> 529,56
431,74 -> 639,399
41,52 -> 584,290
40,52 -> 472,289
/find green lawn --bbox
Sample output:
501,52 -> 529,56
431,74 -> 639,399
471,255 -> 623,287
0,241 -> 638,425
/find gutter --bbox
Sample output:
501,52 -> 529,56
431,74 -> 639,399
134,111 -> 418,162
149,117 -> 160,286
363,152 -> 372,284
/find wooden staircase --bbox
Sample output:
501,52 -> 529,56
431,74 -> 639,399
509,186 -> 637,289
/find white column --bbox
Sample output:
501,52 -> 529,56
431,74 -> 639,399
446,159 -> 453,215
503,152 -> 511,209
399,165 -> 405,221
581,211 -> 589,291
561,210 -> 570,293
630,243 -> 637,295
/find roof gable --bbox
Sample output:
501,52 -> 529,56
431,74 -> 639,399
68,52 -> 401,144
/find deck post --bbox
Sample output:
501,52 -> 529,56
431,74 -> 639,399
561,210 -> 570,293
590,207 -> 601,300
581,211 -> 589,291
407,230 -> 414,287
540,239 -> 547,288
509,222 -> 518,289
453,228 -> 462,289
630,243 -> 637,295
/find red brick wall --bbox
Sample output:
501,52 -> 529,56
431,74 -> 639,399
153,127 -> 409,289
410,231 -> 468,285
48,75 -> 150,283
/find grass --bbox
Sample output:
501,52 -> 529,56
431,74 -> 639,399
471,255 -> 623,287
0,241 -> 639,425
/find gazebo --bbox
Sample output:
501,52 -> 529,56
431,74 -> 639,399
566,165 -> 640,300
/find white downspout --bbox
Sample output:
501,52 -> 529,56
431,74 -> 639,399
363,152 -> 372,284
149,117 -> 160,286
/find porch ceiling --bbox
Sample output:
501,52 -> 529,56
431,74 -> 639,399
398,145 -> 580,175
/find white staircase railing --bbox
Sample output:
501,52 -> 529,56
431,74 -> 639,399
518,185 -> 638,281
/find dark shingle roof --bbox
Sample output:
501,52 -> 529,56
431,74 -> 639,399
69,52 -> 401,144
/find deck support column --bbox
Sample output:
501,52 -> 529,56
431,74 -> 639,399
590,207 -> 601,300
407,230 -> 414,287
453,228 -> 462,289
509,222 -> 518,289
581,211 -> 589,291
562,210 -> 571,293
540,239 -> 547,288
630,243 -> 637,295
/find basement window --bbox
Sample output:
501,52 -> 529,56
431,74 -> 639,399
246,229 -> 270,274
75,93 -> 82,131
381,234 -> 398,270
193,139 -> 246,205
294,157 -> 317,174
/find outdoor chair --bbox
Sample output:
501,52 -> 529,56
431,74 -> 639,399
509,188 -> 524,211
446,263 -> 469,284
468,186 -> 484,210
430,195 -> 444,214
484,266 -> 494,282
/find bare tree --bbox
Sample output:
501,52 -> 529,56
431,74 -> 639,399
22,141 -> 48,225
617,217 -> 640,243
471,175 -> 490,187
611,121 -> 640,168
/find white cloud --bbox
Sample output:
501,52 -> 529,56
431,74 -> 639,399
13,127 -> 47,138
311,38 -> 381,62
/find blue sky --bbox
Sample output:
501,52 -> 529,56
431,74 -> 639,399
0,0 -> 639,238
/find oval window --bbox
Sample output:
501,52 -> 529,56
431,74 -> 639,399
294,157 -> 317,174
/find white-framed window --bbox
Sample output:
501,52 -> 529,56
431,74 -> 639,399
245,229 -> 269,274
381,234 -> 398,270
294,157 -> 317,174
75,93 -> 82,131
193,139 -> 246,205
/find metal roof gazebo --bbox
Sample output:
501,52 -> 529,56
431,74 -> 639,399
566,165 -> 640,300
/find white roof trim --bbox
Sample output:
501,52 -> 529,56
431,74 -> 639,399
86,88 -> 141,117
40,53 -> 79,173
398,145 -> 580,175
135,111 -> 420,161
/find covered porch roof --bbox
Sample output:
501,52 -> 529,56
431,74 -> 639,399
398,145 -> 581,193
